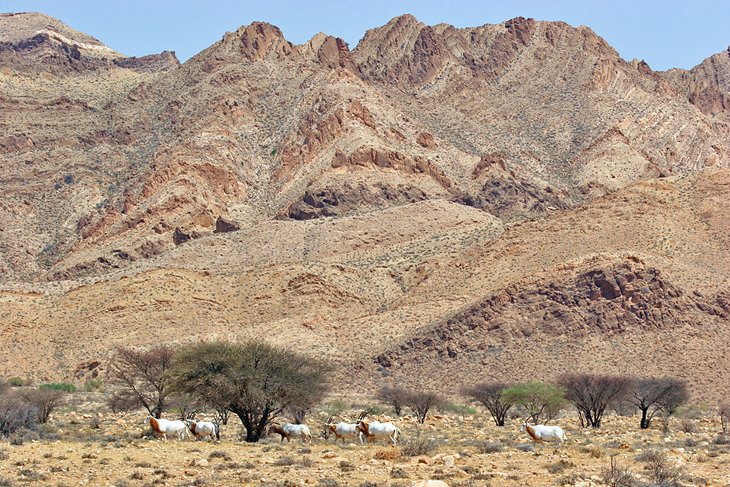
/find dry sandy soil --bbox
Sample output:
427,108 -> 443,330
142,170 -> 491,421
1,394 -> 729,486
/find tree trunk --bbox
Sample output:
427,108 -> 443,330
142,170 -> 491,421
640,407 -> 650,429
494,411 -> 506,427
232,409 -> 260,442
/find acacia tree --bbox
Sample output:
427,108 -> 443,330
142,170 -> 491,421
168,340 -> 329,442
405,391 -> 443,424
558,374 -> 632,428
378,386 -> 409,416
17,388 -> 66,424
461,382 -> 514,426
627,377 -> 689,429
502,382 -> 566,424
107,345 -> 176,418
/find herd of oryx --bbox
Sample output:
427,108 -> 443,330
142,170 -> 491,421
144,412 -> 567,450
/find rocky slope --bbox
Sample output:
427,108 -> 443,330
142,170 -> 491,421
0,13 -> 728,400
661,46 -> 730,117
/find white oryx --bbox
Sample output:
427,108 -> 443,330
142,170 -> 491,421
144,416 -> 190,441
326,416 -> 361,444
356,419 -> 401,445
520,419 -> 567,450
186,420 -> 220,441
270,422 -> 313,443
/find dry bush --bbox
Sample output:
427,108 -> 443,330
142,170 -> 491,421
208,450 -> 231,461
557,473 -> 585,486
546,459 -> 575,474
476,440 -> 504,454
680,419 -> 698,433
0,395 -> 38,438
400,434 -> 438,457
713,434 -> 730,445
515,443 -> 535,453
373,448 -> 401,461
601,456 -> 636,487
107,391 -> 139,414
637,450 -> 682,486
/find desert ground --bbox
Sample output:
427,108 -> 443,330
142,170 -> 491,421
1,393 -> 729,487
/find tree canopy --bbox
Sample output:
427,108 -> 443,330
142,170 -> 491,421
168,340 -> 329,442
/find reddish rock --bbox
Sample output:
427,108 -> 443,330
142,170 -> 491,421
416,132 -> 437,149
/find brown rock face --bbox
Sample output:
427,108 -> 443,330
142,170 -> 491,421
233,22 -> 293,61
113,50 -> 180,73
375,258 -> 730,393
661,47 -> 730,117
454,172 -> 571,221
285,182 -> 429,220
214,216 -> 240,233
416,132 -> 437,149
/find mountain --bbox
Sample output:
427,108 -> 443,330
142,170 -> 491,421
661,46 -> 730,117
0,13 -> 728,399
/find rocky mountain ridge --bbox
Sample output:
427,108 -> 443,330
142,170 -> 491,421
0,12 -> 728,399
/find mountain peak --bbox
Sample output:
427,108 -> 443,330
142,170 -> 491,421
0,11 -> 119,55
223,21 -> 293,60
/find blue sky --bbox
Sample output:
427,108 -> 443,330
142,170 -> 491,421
3,0 -> 728,70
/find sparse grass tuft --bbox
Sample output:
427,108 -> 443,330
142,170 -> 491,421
476,441 -> 504,454
515,443 -> 535,453
272,456 -> 296,466
546,459 -> 575,474
208,450 -> 231,461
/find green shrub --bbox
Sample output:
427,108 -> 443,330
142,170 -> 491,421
83,380 -> 104,392
7,377 -> 31,387
440,402 -> 477,415
39,383 -> 76,393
